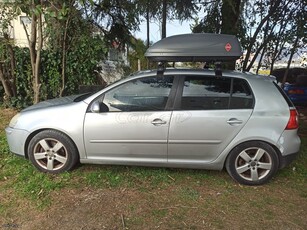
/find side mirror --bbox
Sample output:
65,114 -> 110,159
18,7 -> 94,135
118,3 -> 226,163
100,102 -> 109,112
91,101 -> 109,113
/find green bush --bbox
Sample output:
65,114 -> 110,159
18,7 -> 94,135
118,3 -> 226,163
1,34 -> 106,108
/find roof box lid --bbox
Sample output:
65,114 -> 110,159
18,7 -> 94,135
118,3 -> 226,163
145,33 -> 242,62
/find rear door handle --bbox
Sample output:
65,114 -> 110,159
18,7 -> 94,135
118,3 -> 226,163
151,118 -> 167,126
227,118 -> 243,125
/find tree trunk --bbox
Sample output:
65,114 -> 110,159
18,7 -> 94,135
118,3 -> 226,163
282,35 -> 299,87
0,64 -> 13,101
256,46 -> 266,74
256,21 -> 270,74
29,13 -> 37,82
246,40 -> 267,71
60,17 -> 70,97
2,33 -> 17,98
146,5 -> 150,68
33,12 -> 43,104
7,44 -> 17,97
221,0 -> 240,35
3,33 -> 17,97
24,10 -> 38,104
146,6 -> 150,48
270,40 -> 286,73
161,0 -> 167,39
22,1 -> 43,104
242,0 -> 281,71
221,0 -> 241,70
269,20 -> 287,73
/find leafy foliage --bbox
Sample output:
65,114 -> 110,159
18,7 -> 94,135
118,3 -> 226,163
194,0 -> 306,72
63,34 -> 106,95
0,0 -> 107,107
128,38 -> 151,72
81,0 -> 141,48
2,32 -> 106,107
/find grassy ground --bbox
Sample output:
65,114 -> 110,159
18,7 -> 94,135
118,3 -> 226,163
0,108 -> 306,229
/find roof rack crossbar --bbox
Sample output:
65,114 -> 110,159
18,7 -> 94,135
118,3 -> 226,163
157,62 -> 165,77
214,62 -> 222,77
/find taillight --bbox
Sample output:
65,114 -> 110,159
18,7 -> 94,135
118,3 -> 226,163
286,109 -> 299,130
288,89 -> 304,95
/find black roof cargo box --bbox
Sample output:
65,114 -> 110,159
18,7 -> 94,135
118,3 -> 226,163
145,33 -> 242,62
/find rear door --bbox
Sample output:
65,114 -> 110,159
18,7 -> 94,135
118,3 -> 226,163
168,75 -> 254,164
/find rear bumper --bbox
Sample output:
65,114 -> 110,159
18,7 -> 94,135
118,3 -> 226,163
276,129 -> 300,169
279,151 -> 299,169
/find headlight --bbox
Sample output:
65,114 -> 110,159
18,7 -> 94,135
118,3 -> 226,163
9,113 -> 20,128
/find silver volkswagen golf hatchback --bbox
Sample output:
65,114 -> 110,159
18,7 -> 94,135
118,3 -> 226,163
5,34 -> 300,185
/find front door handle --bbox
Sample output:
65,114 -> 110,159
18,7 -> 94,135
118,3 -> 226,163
227,118 -> 243,125
151,118 -> 167,126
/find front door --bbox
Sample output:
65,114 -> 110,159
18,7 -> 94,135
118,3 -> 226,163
83,75 -> 175,164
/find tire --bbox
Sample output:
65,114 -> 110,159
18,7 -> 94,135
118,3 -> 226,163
225,141 -> 279,186
28,130 -> 79,173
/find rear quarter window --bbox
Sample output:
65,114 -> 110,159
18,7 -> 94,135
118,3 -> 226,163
273,82 -> 294,107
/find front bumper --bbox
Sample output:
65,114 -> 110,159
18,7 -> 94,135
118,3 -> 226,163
5,127 -> 29,157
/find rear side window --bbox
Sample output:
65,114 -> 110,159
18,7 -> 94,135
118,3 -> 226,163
230,79 -> 254,109
179,76 -> 254,110
181,77 -> 231,110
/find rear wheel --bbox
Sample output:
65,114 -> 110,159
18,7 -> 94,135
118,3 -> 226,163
28,130 -> 79,173
226,141 -> 279,185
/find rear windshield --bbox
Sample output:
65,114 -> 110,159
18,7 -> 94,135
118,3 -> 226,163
273,82 -> 294,107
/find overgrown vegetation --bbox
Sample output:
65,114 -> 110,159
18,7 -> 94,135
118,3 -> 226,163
0,1 -> 108,107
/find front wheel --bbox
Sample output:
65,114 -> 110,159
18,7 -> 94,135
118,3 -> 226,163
225,141 -> 279,185
28,130 -> 79,173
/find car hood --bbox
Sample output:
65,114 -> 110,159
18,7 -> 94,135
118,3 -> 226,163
22,95 -> 81,112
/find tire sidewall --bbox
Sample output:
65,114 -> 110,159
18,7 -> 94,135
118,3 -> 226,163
226,141 -> 279,185
28,130 -> 78,174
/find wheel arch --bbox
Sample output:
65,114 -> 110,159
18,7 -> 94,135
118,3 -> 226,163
24,128 -> 80,160
223,139 -> 281,169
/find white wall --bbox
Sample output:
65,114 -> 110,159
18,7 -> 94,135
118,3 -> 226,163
11,13 -> 31,47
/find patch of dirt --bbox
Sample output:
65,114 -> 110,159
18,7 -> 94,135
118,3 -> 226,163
0,108 -> 17,130
1,182 -> 306,230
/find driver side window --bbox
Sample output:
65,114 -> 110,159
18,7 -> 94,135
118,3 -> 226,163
102,76 -> 174,112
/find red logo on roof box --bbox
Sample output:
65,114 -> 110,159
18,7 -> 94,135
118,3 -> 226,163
225,43 -> 232,52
